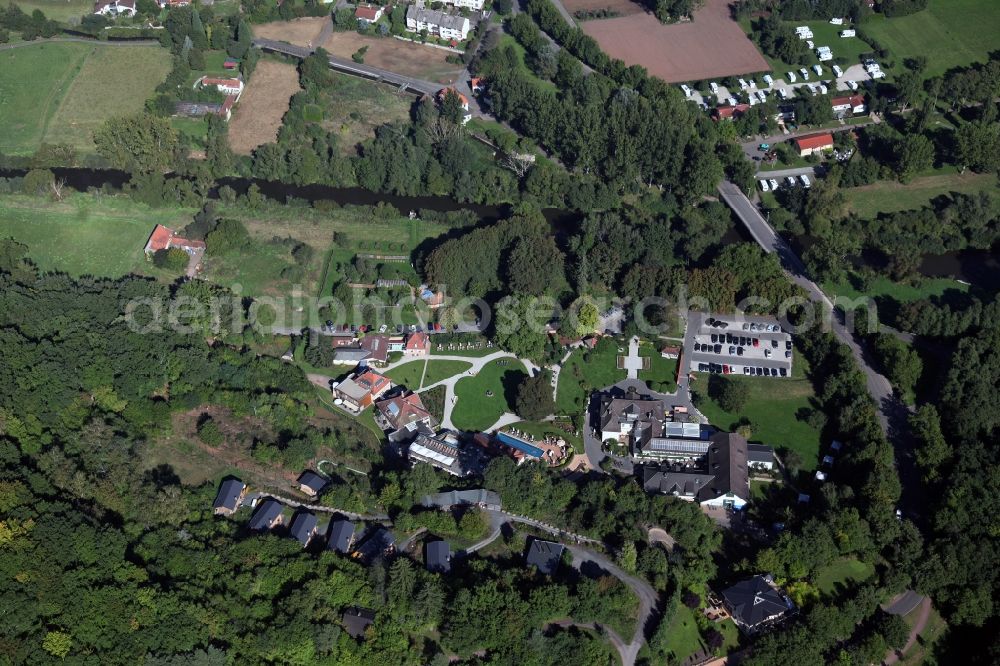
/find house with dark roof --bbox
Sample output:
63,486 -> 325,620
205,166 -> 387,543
420,488 -> 501,511
327,519 -> 356,554
333,348 -> 372,365
297,470 -> 328,497
248,499 -> 284,531
641,432 -> 752,511
425,540 -> 451,573
525,539 -> 565,576
289,510 -> 319,547
748,443 -> 775,470
213,477 -> 246,515
342,606 -> 376,639
598,387 -> 667,450
721,574 -> 795,634
408,431 -> 487,477
375,392 -> 435,443
352,526 -> 396,563
360,334 -> 390,366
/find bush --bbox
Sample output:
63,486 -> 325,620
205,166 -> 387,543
197,417 -> 224,446
21,169 -> 54,196
152,247 -> 191,272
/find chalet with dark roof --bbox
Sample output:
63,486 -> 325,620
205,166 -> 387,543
525,539 -> 564,576
722,574 -> 795,634
327,519 -> 356,554
212,477 -> 246,515
247,499 -> 284,531
289,510 -> 318,547
425,540 -> 452,573
342,606 -> 376,639
297,470 -> 328,497
352,526 -> 396,564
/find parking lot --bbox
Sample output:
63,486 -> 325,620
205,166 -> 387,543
684,312 -> 794,378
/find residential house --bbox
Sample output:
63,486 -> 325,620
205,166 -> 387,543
143,224 -> 206,256
793,132 -> 834,156
404,332 -> 430,357
598,387 -> 667,449
406,5 -> 471,41
247,499 -> 284,531
425,540 -> 452,573
333,348 -> 372,366
330,331 -> 358,348
712,103 -> 752,121
289,510 -> 319,547
375,391 -> 436,442
831,94 -> 866,116
360,334 -> 390,366
354,4 -> 383,22
199,77 -> 244,96
419,286 -> 446,309
334,370 -> 392,411
420,488 -> 501,511
327,519 -> 357,553
660,345 -> 681,359
352,526 -> 396,563
408,430 -> 486,476
435,87 -> 472,124
748,443 -> 775,470
642,432 -> 752,511
297,470 -> 328,496
721,574 -> 795,634
94,0 -> 136,16
212,477 -> 246,515
447,0 -> 484,9
525,539 -> 564,576
342,607 -> 376,639
470,76 -> 485,93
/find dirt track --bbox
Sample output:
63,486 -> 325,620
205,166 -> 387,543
228,60 -> 301,155
581,0 -> 769,82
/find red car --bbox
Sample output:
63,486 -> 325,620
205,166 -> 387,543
722,365 -> 730,374
752,338 -> 760,347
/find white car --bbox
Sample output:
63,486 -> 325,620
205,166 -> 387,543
787,71 -> 797,83
800,67 -> 810,80
759,179 -> 770,192
806,83 -> 818,95
786,176 -> 797,187
762,74 -> 774,86
819,84 -> 828,94
830,17 -> 843,25
710,81 -> 719,93
769,178 -> 779,191
738,78 -> 749,90
779,87 -> 792,100
749,79 -> 757,89
727,96 -> 738,106
807,40 -> 815,49
813,64 -> 823,76
848,80 -> 859,90
800,174 -> 811,188
379,324 -> 388,333
832,64 -> 843,77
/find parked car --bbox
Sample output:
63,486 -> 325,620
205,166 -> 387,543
729,345 -> 736,355
714,344 -> 722,354
723,365 -> 730,374
772,339 -> 779,347
769,178 -> 779,191
699,363 -> 709,372
737,347 -> 744,356
779,368 -> 788,377
801,174 -> 812,188
764,349 -> 771,358
760,179 -> 770,192
752,338 -> 760,347
379,324 -> 388,333
743,367 -> 751,375
786,340 -> 793,350
771,368 -> 779,376
786,351 -> 792,358
787,176 -> 797,187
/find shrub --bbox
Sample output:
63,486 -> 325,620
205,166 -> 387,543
152,247 -> 191,272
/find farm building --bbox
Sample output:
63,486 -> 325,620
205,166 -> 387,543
93,0 -> 136,17
793,132 -> 834,156
406,5 -> 471,40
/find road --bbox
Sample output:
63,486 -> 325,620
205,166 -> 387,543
755,166 -> 818,181
253,37 -> 444,96
718,180 -> 919,512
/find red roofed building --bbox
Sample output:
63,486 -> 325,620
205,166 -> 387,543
712,103 -> 752,121
199,77 -> 244,96
335,370 -> 392,411
355,4 -> 383,22
404,332 -> 430,357
830,94 -> 866,116
143,224 -> 206,256
470,77 -> 484,93
376,392 -> 435,436
793,133 -> 835,157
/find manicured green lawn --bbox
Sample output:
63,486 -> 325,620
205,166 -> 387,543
0,42 -> 170,154
556,345 -> 626,416
862,0 -> 1000,79
7,0 -> 93,22
693,355 -> 823,469
824,273 -> 969,305
842,171 -> 1000,219
452,359 -> 528,431
813,557 -> 875,596
662,605 -> 705,664
638,342 -> 678,393
385,359 -> 471,389
0,194 -> 193,277
717,618 -> 741,654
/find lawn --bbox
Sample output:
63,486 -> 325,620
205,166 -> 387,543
0,194 -> 193,277
385,359 -> 471,390
862,0 -> 1000,79
737,17 -> 875,81
693,354 -> 823,469
638,342 -> 678,393
452,359 -> 528,431
662,605 -> 705,664
7,0 -> 92,22
0,42 -> 170,154
556,345 -> 627,416
824,273 -> 969,305
842,171 -> 1000,219
813,557 -> 875,597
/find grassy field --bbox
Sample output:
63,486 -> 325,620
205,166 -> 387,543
322,72 -> 413,154
385,359 -> 471,390
842,171 -> 999,218
452,359 -> 528,431
814,557 -> 875,597
5,0 -> 92,22
0,194 -> 193,277
556,345 -> 627,416
824,273 -> 969,304
693,354 -> 823,469
862,0 -> 1000,79
737,17 -> 874,82
662,605 -> 705,663
638,342 -> 678,392
0,43 -> 170,154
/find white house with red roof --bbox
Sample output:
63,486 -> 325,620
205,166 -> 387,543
830,94 -> 866,117
354,4 -> 384,22
198,77 -> 244,96
404,332 -> 430,357
144,224 -> 206,256
94,0 -> 136,16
